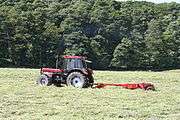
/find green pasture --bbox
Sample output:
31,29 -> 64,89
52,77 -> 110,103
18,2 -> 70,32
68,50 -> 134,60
0,68 -> 180,120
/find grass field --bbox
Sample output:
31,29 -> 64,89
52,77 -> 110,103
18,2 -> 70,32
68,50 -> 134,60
0,68 -> 180,120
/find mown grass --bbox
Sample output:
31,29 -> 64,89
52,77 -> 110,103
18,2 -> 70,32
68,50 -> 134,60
0,68 -> 180,120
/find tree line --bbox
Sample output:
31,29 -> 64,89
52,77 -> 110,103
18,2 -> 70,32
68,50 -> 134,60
0,0 -> 179,70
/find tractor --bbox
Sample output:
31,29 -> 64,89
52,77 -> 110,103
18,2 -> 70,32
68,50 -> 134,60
37,55 -> 94,88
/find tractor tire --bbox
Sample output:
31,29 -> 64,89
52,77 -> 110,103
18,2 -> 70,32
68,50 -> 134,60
66,72 -> 89,88
37,74 -> 52,86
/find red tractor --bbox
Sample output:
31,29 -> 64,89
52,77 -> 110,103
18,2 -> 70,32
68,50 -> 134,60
37,55 -> 94,88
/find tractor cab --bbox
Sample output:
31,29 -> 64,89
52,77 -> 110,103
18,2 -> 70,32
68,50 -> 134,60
62,56 -> 87,70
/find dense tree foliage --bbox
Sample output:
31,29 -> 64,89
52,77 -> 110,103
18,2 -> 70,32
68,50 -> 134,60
0,0 -> 179,70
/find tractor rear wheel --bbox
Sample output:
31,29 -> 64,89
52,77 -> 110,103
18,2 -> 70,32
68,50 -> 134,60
37,74 -> 52,86
66,72 -> 89,88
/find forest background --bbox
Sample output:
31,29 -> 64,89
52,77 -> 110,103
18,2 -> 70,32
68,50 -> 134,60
0,0 -> 179,70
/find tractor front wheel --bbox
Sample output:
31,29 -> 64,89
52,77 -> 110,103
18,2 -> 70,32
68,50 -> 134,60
37,74 -> 52,86
66,72 -> 89,88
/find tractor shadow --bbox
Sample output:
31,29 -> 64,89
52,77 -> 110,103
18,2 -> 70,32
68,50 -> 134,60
53,84 -> 65,87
